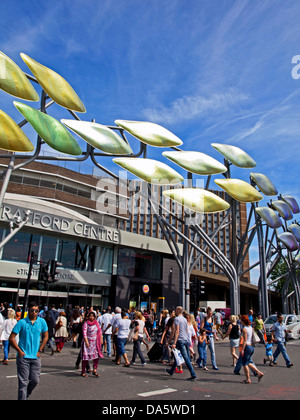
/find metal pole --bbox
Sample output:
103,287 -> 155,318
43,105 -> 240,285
21,251 -> 35,319
0,153 -> 15,209
184,172 -> 193,313
254,204 -> 269,319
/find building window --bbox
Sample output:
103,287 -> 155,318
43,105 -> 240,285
1,231 -> 40,263
117,248 -> 161,279
0,230 -> 113,274
40,236 -> 57,261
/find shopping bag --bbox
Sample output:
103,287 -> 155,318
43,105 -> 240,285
172,348 -> 185,366
128,325 -> 139,343
252,331 -> 260,345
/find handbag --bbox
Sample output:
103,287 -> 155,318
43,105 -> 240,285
128,326 -> 139,343
55,318 -> 63,331
172,348 -> 185,366
252,331 -> 260,345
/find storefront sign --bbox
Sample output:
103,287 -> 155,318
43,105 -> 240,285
0,260 -> 111,286
142,284 -> 150,294
0,205 -> 120,244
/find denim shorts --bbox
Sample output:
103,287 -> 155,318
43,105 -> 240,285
116,337 -> 127,356
230,338 -> 240,348
242,345 -> 254,366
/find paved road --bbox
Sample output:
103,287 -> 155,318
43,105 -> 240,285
1,338 -> 300,401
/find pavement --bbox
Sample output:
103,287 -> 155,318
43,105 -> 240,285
1,338 -> 300,401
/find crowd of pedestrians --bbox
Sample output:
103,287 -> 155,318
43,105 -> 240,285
0,301 -> 295,399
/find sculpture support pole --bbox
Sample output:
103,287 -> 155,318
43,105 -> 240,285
184,172 -> 193,313
286,253 -> 300,314
0,153 -> 15,209
253,203 -> 269,319
192,224 -> 239,315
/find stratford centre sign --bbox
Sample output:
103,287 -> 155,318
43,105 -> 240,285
0,204 -> 120,244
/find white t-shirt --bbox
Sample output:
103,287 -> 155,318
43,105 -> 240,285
136,319 -> 145,337
244,326 -> 253,345
111,313 -> 122,333
116,318 -> 132,339
101,313 -> 113,334
188,324 -> 196,346
1,318 -> 17,341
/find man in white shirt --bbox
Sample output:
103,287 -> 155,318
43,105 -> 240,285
100,308 -> 113,357
103,307 -> 122,360
166,306 -> 197,381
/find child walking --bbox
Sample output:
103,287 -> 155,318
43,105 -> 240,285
196,328 -> 208,371
264,337 -> 274,366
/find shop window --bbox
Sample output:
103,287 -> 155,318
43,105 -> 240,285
90,246 -> 113,274
117,248 -> 161,279
1,232 -> 41,263
57,240 -> 113,273
40,236 -> 57,261
57,240 -> 77,269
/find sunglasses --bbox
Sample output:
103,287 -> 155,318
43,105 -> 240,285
30,308 -> 39,313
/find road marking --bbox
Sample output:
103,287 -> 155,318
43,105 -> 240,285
138,388 -> 177,397
6,369 -> 77,379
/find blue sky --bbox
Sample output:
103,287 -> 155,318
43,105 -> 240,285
1,0 -> 300,282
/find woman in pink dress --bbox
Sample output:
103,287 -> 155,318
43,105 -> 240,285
81,312 -> 103,377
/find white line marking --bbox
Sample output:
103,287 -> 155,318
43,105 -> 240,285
138,388 -> 177,397
6,369 -> 77,379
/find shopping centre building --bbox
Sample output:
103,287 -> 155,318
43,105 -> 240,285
0,157 -> 270,314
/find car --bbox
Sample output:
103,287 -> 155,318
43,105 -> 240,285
264,314 -> 300,340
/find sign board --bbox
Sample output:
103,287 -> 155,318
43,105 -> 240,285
142,284 -> 150,294
0,204 -> 120,244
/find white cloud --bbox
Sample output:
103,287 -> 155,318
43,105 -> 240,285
141,89 -> 248,125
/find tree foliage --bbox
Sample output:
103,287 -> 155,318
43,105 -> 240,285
269,257 -> 299,294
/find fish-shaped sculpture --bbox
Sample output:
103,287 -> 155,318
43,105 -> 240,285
163,188 -> 230,214
61,119 -> 133,155
115,120 -> 183,147
215,178 -> 263,203
162,151 -> 227,175
14,102 -> 82,156
20,53 -> 86,113
0,51 -> 39,101
0,109 -> 34,152
113,157 -> 184,185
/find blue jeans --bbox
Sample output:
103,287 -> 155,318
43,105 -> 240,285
169,340 -> 196,378
3,340 -> 10,361
103,334 -> 112,356
207,336 -> 218,369
273,342 -> 291,366
197,343 -> 207,367
16,356 -> 41,400
234,353 -> 257,375
241,345 -> 254,366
